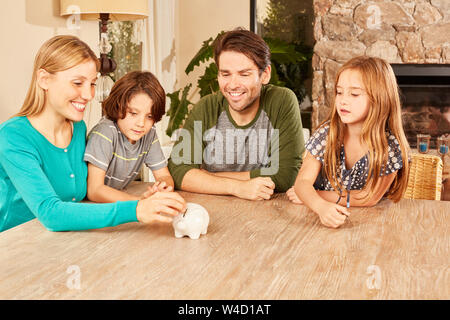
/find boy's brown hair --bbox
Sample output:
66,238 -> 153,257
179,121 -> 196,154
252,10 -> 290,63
213,27 -> 271,74
102,71 -> 165,122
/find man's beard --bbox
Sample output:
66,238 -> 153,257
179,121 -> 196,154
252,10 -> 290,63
228,95 -> 260,113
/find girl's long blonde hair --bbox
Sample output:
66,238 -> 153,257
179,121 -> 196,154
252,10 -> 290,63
16,35 -> 99,118
322,56 -> 410,202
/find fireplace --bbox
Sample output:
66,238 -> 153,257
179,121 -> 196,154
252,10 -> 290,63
392,64 -> 450,148
311,0 -> 450,132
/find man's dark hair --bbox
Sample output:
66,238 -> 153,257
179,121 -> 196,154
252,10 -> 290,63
213,28 -> 271,74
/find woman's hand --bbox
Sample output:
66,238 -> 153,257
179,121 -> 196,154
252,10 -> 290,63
286,186 -> 303,204
136,191 -> 186,224
317,202 -> 350,228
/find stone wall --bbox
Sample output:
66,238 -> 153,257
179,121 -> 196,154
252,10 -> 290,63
311,0 -> 450,128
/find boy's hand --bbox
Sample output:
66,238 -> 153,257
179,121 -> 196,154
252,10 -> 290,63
153,181 -> 173,192
140,181 -> 173,199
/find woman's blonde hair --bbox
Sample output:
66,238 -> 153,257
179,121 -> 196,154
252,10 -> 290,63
16,35 -> 99,117
322,56 -> 410,202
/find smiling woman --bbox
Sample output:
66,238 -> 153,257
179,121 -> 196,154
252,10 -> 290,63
34,60 -> 98,131
0,35 -> 186,232
16,36 -> 99,119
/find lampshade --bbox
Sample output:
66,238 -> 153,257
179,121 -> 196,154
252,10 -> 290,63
60,0 -> 149,21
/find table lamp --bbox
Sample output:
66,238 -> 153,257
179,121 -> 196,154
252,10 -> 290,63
60,0 -> 149,101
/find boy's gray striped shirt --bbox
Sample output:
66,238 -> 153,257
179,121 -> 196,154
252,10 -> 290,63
84,117 -> 167,190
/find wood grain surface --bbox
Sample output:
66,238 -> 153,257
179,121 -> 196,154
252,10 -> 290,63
0,182 -> 448,299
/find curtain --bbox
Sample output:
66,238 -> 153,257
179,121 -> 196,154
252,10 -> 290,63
83,0 -> 177,182
142,0 -> 177,181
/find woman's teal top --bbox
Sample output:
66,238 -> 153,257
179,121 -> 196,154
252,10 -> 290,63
0,117 -> 138,232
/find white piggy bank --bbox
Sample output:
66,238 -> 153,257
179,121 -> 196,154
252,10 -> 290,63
172,202 -> 209,239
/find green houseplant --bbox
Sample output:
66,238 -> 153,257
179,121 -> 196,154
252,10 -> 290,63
165,32 -> 311,137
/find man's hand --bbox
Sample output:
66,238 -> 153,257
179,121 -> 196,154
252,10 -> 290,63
234,177 -> 275,200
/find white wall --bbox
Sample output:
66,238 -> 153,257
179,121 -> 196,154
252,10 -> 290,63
0,0 -> 250,126
175,0 -> 250,103
0,0 -> 99,124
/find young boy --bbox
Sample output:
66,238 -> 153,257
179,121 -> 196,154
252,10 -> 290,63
84,71 -> 174,202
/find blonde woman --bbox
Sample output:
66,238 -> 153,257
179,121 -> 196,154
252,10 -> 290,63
0,35 -> 186,232
287,56 -> 409,228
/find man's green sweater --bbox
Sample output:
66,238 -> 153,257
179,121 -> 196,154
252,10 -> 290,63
168,84 -> 305,192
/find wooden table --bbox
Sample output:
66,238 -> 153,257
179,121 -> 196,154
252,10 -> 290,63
0,182 -> 449,300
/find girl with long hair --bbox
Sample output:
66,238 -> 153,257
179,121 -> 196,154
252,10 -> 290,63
0,35 -> 185,232
287,56 -> 409,228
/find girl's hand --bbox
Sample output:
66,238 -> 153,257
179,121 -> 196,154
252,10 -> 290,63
140,181 -> 173,199
286,186 -> 303,204
317,202 -> 350,228
136,191 -> 186,224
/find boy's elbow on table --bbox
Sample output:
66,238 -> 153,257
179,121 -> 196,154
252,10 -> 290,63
86,184 -> 103,202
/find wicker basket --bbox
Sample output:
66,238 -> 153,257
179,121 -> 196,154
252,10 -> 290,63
404,153 -> 443,200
